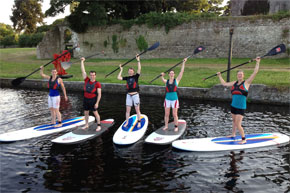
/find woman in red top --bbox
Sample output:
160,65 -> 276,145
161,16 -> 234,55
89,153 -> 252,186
81,57 -> 102,131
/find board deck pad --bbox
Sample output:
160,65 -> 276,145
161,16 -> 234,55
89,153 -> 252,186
145,120 -> 187,145
113,114 -> 148,145
51,119 -> 114,144
0,116 -> 95,142
172,133 -> 290,152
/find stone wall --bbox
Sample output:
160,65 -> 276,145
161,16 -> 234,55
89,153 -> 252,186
231,0 -> 290,16
37,17 -> 290,59
1,78 -> 289,105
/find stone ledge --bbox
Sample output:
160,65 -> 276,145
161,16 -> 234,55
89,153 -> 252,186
0,78 -> 289,105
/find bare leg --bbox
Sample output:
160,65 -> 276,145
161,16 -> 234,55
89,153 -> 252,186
123,106 -> 131,127
50,108 -> 56,125
227,114 -> 237,138
82,111 -> 89,129
163,107 -> 170,130
54,108 -> 62,127
93,110 -> 101,131
172,108 -> 178,132
135,105 -> 141,128
235,115 -> 246,144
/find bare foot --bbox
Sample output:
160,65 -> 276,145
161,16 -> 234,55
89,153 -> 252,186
163,126 -> 168,131
54,123 -> 62,127
227,134 -> 236,138
137,122 -> 141,128
123,121 -> 128,128
174,127 -> 178,132
81,125 -> 89,130
238,139 -> 247,144
96,126 -> 101,132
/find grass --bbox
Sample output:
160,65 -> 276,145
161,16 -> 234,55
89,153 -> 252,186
0,48 -> 289,89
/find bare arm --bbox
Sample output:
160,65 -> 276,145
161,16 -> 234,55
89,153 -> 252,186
160,72 -> 167,84
117,64 -> 123,80
58,78 -> 68,101
176,58 -> 187,84
217,72 -> 236,87
80,57 -> 87,80
136,54 -> 141,74
95,88 -> 101,109
245,57 -> 260,88
40,66 -> 50,79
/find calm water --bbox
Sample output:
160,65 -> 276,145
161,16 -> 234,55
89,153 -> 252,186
0,88 -> 289,193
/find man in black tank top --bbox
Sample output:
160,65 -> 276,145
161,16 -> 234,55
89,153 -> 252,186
117,55 -> 142,128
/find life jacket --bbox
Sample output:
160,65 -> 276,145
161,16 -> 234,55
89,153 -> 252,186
231,81 -> 248,97
126,76 -> 138,91
84,80 -> 98,96
48,76 -> 60,90
166,79 -> 177,93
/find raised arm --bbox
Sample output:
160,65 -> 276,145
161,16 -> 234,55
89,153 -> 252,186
117,64 -> 123,80
160,72 -> 167,84
245,57 -> 260,88
40,66 -> 50,79
217,72 -> 235,87
176,58 -> 187,84
58,78 -> 68,101
136,54 -> 141,74
80,57 -> 87,80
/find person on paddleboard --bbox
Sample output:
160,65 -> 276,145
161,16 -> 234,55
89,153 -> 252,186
118,54 -> 142,128
160,58 -> 187,132
216,57 -> 261,144
81,57 -> 102,131
40,66 -> 68,127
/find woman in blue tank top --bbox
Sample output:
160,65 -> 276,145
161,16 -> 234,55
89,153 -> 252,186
160,58 -> 187,132
40,66 -> 68,127
216,57 -> 260,144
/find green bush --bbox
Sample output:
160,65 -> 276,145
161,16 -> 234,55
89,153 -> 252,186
18,33 -> 44,47
0,34 -> 18,47
135,35 -> 148,52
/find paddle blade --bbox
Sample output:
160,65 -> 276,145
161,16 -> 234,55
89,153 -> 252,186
265,44 -> 286,56
147,42 -> 160,51
11,77 -> 26,87
194,46 -> 205,54
61,61 -> 72,70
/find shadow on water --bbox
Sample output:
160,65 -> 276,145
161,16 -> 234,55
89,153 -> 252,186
0,88 -> 289,192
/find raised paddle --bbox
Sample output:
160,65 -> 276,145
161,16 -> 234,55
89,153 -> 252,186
149,46 -> 205,84
11,45 -> 79,86
61,51 -> 105,70
203,44 -> 286,81
105,41 -> 160,78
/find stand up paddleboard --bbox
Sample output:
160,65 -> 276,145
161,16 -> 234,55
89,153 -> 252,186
51,119 -> 114,144
145,120 -> 187,145
113,114 -> 148,145
0,116 -> 95,142
172,133 -> 290,152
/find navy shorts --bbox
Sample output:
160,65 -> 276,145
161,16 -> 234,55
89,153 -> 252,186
231,106 -> 245,116
83,97 -> 97,111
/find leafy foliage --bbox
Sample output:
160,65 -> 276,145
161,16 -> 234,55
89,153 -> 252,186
10,0 -> 44,34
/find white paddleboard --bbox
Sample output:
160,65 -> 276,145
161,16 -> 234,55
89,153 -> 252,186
113,114 -> 148,145
0,116 -> 95,142
172,133 -> 290,152
145,120 -> 187,145
51,119 -> 114,144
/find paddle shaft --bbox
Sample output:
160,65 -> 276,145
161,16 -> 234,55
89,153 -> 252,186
149,55 -> 192,84
25,46 -> 78,78
67,52 -> 103,65
203,55 -> 267,81
105,50 -> 147,78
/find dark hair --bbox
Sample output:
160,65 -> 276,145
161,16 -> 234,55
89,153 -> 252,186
128,67 -> 135,72
89,71 -> 96,75
168,70 -> 174,74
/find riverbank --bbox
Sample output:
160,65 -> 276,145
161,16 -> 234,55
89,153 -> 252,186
1,78 -> 289,105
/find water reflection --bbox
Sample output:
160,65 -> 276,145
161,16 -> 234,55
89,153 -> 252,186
0,88 -> 289,192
